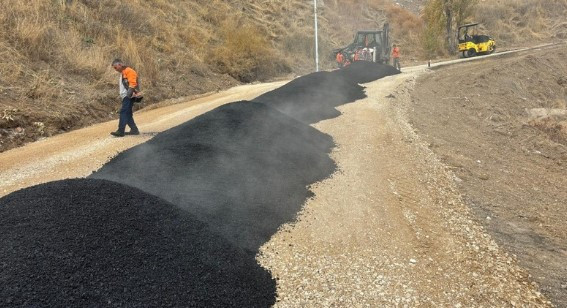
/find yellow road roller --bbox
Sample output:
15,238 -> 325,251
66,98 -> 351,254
458,23 -> 496,58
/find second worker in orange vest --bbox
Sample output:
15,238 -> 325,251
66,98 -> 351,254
392,44 -> 401,71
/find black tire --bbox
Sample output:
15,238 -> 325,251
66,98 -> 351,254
467,48 -> 477,57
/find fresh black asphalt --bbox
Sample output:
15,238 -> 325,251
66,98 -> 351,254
253,62 -> 399,124
0,179 -> 275,307
91,100 -> 336,253
0,62 -> 399,306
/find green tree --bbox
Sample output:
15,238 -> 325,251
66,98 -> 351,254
421,0 -> 445,57
422,0 -> 478,55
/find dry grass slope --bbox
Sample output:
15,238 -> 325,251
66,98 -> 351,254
0,0 -> 290,151
476,0 -> 567,46
412,0 -> 567,57
0,0 -> 565,152
0,0 -> 424,152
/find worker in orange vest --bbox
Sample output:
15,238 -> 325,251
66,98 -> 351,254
110,59 -> 141,137
336,52 -> 344,68
392,44 -> 401,71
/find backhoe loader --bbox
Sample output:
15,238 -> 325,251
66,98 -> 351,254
333,23 -> 391,67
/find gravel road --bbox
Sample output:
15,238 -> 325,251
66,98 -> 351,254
0,57 -> 556,306
258,71 -> 551,306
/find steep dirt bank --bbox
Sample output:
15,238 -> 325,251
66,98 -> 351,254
409,45 -> 567,306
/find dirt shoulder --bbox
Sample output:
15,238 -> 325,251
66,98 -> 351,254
259,71 -> 549,306
409,45 -> 567,306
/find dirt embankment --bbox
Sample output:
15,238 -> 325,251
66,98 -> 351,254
409,45 -> 567,306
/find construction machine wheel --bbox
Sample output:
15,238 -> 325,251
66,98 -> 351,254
466,48 -> 477,58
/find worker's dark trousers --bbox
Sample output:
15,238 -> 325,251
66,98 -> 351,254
393,58 -> 401,70
118,96 -> 138,133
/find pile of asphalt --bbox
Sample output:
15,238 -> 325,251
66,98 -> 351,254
336,61 -> 400,84
91,101 -> 336,252
252,71 -> 365,124
0,179 -> 275,307
0,66 -> 399,306
253,62 -> 399,124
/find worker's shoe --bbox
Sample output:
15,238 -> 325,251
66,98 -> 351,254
125,129 -> 140,135
110,131 -> 125,137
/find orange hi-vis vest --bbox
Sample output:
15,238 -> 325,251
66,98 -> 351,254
121,67 -> 138,89
392,47 -> 400,59
336,52 -> 344,63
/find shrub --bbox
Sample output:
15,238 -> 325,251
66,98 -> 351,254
207,20 -> 290,82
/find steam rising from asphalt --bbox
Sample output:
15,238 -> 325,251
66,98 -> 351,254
0,62 -> 399,305
91,101 -> 337,252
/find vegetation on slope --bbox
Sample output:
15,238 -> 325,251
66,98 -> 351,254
421,0 -> 567,56
0,0 -> 565,152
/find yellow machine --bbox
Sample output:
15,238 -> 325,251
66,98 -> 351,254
458,23 -> 495,58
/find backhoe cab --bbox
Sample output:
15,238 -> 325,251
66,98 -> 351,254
333,23 -> 391,67
458,23 -> 495,58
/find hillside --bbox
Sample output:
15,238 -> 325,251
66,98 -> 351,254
0,0 -> 566,152
2,50 -> 563,307
410,45 -> 567,306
